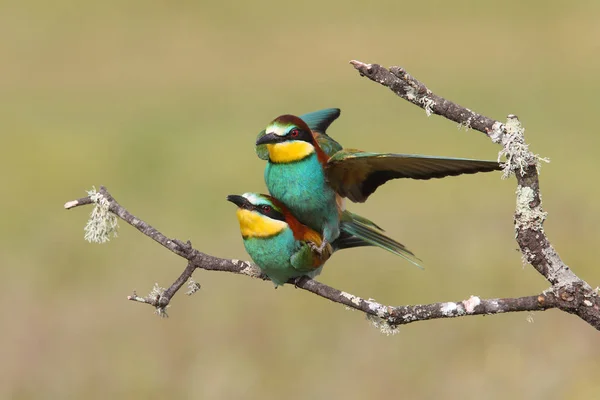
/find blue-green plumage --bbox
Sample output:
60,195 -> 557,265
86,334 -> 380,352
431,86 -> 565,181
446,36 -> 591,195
242,228 -> 319,286
265,152 -> 340,246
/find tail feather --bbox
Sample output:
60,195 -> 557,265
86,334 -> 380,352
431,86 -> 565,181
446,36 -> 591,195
331,231 -> 373,251
341,210 -> 384,231
340,219 -> 423,269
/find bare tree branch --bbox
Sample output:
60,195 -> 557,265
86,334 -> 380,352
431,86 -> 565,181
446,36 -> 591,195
350,60 -> 600,330
66,186 -> 563,328
63,61 -> 600,331
349,60 -> 500,136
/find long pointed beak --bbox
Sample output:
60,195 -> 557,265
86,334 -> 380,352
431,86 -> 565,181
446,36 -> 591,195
256,132 -> 284,146
226,194 -> 247,208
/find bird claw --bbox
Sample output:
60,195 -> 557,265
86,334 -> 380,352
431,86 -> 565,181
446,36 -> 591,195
308,242 -> 320,253
293,276 -> 306,288
309,239 -> 329,255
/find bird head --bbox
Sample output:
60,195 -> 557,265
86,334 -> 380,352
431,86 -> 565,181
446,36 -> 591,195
255,115 -> 316,163
226,193 -> 288,238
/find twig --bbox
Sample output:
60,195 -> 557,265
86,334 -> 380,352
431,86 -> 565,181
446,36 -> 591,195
349,60 -> 500,135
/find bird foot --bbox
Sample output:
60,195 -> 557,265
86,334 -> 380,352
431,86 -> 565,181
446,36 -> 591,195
309,239 -> 329,255
308,242 -> 320,254
293,276 -> 306,288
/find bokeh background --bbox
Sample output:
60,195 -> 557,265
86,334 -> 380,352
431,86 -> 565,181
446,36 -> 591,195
2,1 -> 600,399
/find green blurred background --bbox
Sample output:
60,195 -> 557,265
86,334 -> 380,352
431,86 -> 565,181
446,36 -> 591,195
2,0 -> 600,399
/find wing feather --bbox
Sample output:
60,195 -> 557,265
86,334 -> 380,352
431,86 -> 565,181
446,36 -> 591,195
326,151 -> 502,202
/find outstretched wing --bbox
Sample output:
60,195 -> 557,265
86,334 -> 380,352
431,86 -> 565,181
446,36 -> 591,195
255,108 -> 342,160
326,151 -> 502,202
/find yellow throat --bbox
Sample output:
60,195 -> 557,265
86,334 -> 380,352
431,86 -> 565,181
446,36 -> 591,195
236,209 -> 287,238
267,141 -> 314,163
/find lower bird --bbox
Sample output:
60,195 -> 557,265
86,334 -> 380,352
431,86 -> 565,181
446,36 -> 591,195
227,192 -> 410,286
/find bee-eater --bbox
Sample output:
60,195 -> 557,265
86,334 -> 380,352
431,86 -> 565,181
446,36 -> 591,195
255,108 -> 501,265
227,192 -> 383,286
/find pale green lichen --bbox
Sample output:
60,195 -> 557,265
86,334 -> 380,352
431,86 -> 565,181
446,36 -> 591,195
366,298 -> 388,318
149,283 -> 169,318
404,85 -> 418,101
341,291 -> 363,306
83,187 -> 119,243
526,313 -> 535,323
496,115 -> 549,179
462,295 -> 481,314
186,279 -> 201,296
404,85 -> 435,116
421,97 -> 435,117
457,117 -> 473,132
489,121 -> 506,144
521,252 -> 532,269
239,262 -> 262,278
365,313 -> 400,336
155,308 -> 169,318
149,283 -> 165,296
515,186 -> 547,232
440,302 -> 458,316
364,299 -> 399,335
402,313 -> 417,323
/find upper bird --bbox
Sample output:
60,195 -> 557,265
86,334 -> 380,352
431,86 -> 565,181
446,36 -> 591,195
227,192 -> 373,286
255,108 -> 502,262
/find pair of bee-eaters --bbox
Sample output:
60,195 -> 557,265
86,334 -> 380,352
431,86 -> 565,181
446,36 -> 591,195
227,108 -> 501,286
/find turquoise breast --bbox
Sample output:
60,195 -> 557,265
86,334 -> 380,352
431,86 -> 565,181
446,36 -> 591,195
243,228 -> 301,286
265,153 -> 338,233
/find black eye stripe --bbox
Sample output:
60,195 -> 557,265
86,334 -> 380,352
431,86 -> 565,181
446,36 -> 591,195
286,127 -> 312,143
253,204 -> 285,222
